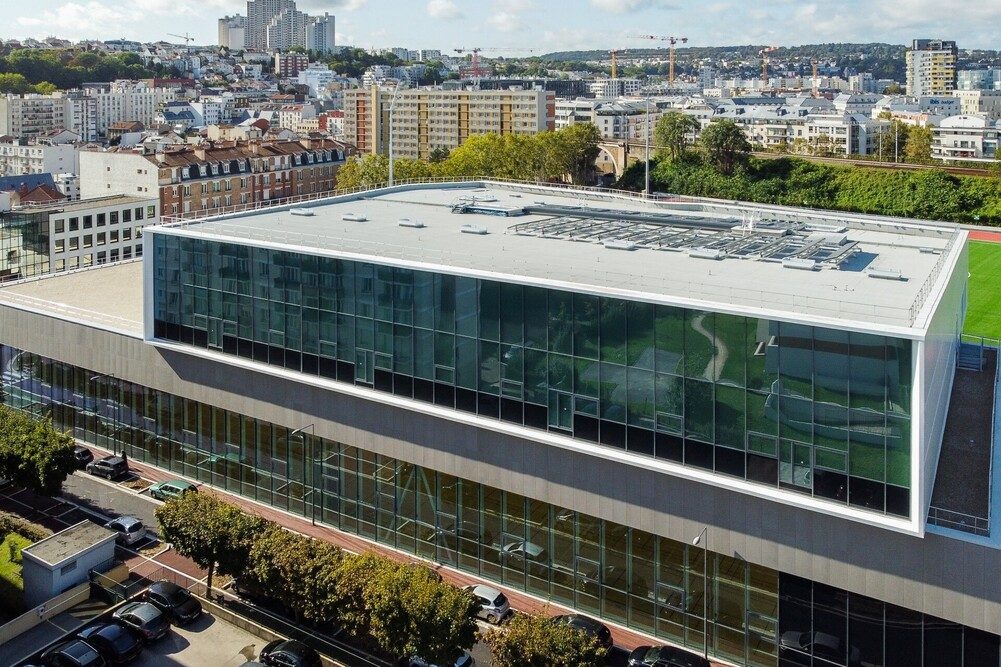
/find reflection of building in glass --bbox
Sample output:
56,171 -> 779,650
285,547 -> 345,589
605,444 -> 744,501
0,183 -> 993,667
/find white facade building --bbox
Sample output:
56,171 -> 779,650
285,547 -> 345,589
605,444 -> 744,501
218,15 -> 247,51
92,82 -> 180,137
906,39 -> 958,97
932,114 -> 999,162
306,12 -> 335,54
0,139 -> 78,177
953,90 -> 1001,120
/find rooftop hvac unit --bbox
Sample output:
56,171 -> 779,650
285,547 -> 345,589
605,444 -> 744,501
689,248 -> 726,260
867,268 -> 905,281
603,240 -> 637,251
289,208 -> 314,217
782,257 -> 818,271
342,213 -> 367,222
398,218 -> 425,228
919,247 -> 941,254
459,224 -> 489,235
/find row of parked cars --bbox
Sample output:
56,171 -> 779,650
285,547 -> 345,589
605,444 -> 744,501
25,581 -> 203,667
76,447 -> 198,503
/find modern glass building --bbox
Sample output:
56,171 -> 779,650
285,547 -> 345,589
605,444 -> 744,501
1,182 -> 996,667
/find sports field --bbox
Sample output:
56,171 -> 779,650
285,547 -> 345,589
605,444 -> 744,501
965,241 -> 1001,340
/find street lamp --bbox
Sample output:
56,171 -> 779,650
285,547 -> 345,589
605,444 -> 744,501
387,80 -> 404,187
692,527 -> 709,659
644,97 -> 651,197
290,424 -> 316,525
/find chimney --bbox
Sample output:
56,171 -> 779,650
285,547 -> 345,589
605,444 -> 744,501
249,140 -> 261,155
193,146 -> 207,160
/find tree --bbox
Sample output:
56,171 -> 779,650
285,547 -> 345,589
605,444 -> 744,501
364,564 -> 479,664
552,122 -> 602,185
247,525 -> 343,624
699,119 -> 751,175
330,553 -> 393,639
484,613 -> 609,667
882,83 -> 904,95
875,119 -> 911,162
155,493 -> 268,596
904,125 -> 933,163
0,405 -> 76,495
653,111 -> 701,162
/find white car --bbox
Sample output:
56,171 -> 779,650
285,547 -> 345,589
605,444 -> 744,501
105,515 -> 147,546
409,652 -> 474,667
464,583 -> 510,624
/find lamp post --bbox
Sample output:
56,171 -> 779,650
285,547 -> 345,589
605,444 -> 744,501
644,98 -> 651,197
692,527 -> 709,659
387,80 -> 404,187
290,424 -> 316,525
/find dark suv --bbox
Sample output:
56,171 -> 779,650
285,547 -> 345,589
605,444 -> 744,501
85,455 -> 128,480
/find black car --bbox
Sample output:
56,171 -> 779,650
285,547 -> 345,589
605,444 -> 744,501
76,623 -> 143,665
550,614 -> 614,651
38,639 -> 107,667
258,639 -> 322,667
628,645 -> 711,667
143,580 -> 202,624
73,446 -> 94,469
85,455 -> 128,480
112,602 -> 170,641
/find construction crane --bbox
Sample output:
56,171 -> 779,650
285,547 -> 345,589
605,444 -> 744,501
454,47 -> 533,80
630,34 -> 688,85
759,46 -> 779,84
168,33 -> 195,49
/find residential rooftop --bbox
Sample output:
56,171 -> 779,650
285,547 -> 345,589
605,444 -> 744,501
156,181 -> 965,333
21,521 -> 116,568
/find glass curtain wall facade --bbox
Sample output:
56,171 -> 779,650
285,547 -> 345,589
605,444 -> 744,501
0,211 -> 49,281
151,235 -> 914,518
1,344 -> 996,667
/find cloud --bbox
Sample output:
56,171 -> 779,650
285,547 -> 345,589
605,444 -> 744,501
588,0 -> 674,12
486,0 -> 532,33
427,0 -> 462,19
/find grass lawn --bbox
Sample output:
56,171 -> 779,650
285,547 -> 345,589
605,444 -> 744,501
965,241 -> 1001,340
0,532 -> 31,621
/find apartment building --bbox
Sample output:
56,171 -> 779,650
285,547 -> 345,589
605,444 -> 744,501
343,87 -> 555,159
218,15 -> 247,50
0,94 -> 73,140
953,90 -> 1001,120
90,81 -> 180,137
0,137 -> 79,177
3,182 -> 999,667
906,39 -> 958,97
0,194 -> 156,281
932,114 -> 1000,162
246,0 -> 295,50
958,69 -> 1001,91
275,53 -> 310,78
305,12 -> 335,54
79,138 -> 352,216
588,78 -> 644,98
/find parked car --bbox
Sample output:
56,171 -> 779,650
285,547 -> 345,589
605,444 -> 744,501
85,455 -> 128,480
37,639 -> 107,667
148,479 -> 197,502
143,580 -> 202,624
463,583 -> 510,624
112,602 -> 170,641
258,639 -> 321,667
780,630 -> 861,665
628,644 -> 711,667
408,651 -> 475,667
73,446 -> 94,469
550,614 -> 614,651
76,622 -> 144,665
104,516 -> 146,546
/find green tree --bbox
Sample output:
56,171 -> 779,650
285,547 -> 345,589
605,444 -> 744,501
331,553 -> 393,639
0,405 -> 76,495
883,83 -> 905,95
0,73 -> 33,94
552,122 -> 602,185
653,111 -> 701,162
484,613 -> 609,667
364,564 -> 479,664
875,119 -> 911,162
155,493 -> 269,596
904,125 -> 933,163
247,525 -> 343,623
699,119 -> 751,175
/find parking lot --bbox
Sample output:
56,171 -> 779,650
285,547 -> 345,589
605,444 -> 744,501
133,612 -> 265,667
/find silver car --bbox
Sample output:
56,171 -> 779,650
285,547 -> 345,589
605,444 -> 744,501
409,651 -> 474,667
105,516 -> 147,546
464,583 -> 510,624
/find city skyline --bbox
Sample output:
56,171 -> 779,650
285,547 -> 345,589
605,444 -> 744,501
3,0 -> 1001,52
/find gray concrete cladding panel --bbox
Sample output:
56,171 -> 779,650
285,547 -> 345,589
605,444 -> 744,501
2,303 -> 999,634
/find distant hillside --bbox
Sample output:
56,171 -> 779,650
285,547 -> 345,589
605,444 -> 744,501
537,43 -> 908,63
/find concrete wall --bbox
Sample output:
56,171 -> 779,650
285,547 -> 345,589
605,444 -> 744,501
2,304 -> 1000,635
79,151 -> 157,201
22,537 -> 115,608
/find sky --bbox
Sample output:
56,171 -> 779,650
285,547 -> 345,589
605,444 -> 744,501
3,0 -> 1001,53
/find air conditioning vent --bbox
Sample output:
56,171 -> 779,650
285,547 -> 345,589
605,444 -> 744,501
342,213 -> 367,222
689,248 -> 726,260
460,224 -> 489,235
289,208 -> 314,217
398,218 -> 425,228
868,268 -> 905,281
782,258 -> 818,271
603,240 -> 637,251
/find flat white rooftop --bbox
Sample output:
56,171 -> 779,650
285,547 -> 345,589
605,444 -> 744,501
156,181 -> 965,334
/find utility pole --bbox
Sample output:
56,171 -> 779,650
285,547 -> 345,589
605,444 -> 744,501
644,98 -> 651,197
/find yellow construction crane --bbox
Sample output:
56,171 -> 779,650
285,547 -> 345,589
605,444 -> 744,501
168,33 -> 195,47
759,46 -> 779,83
630,34 -> 688,85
